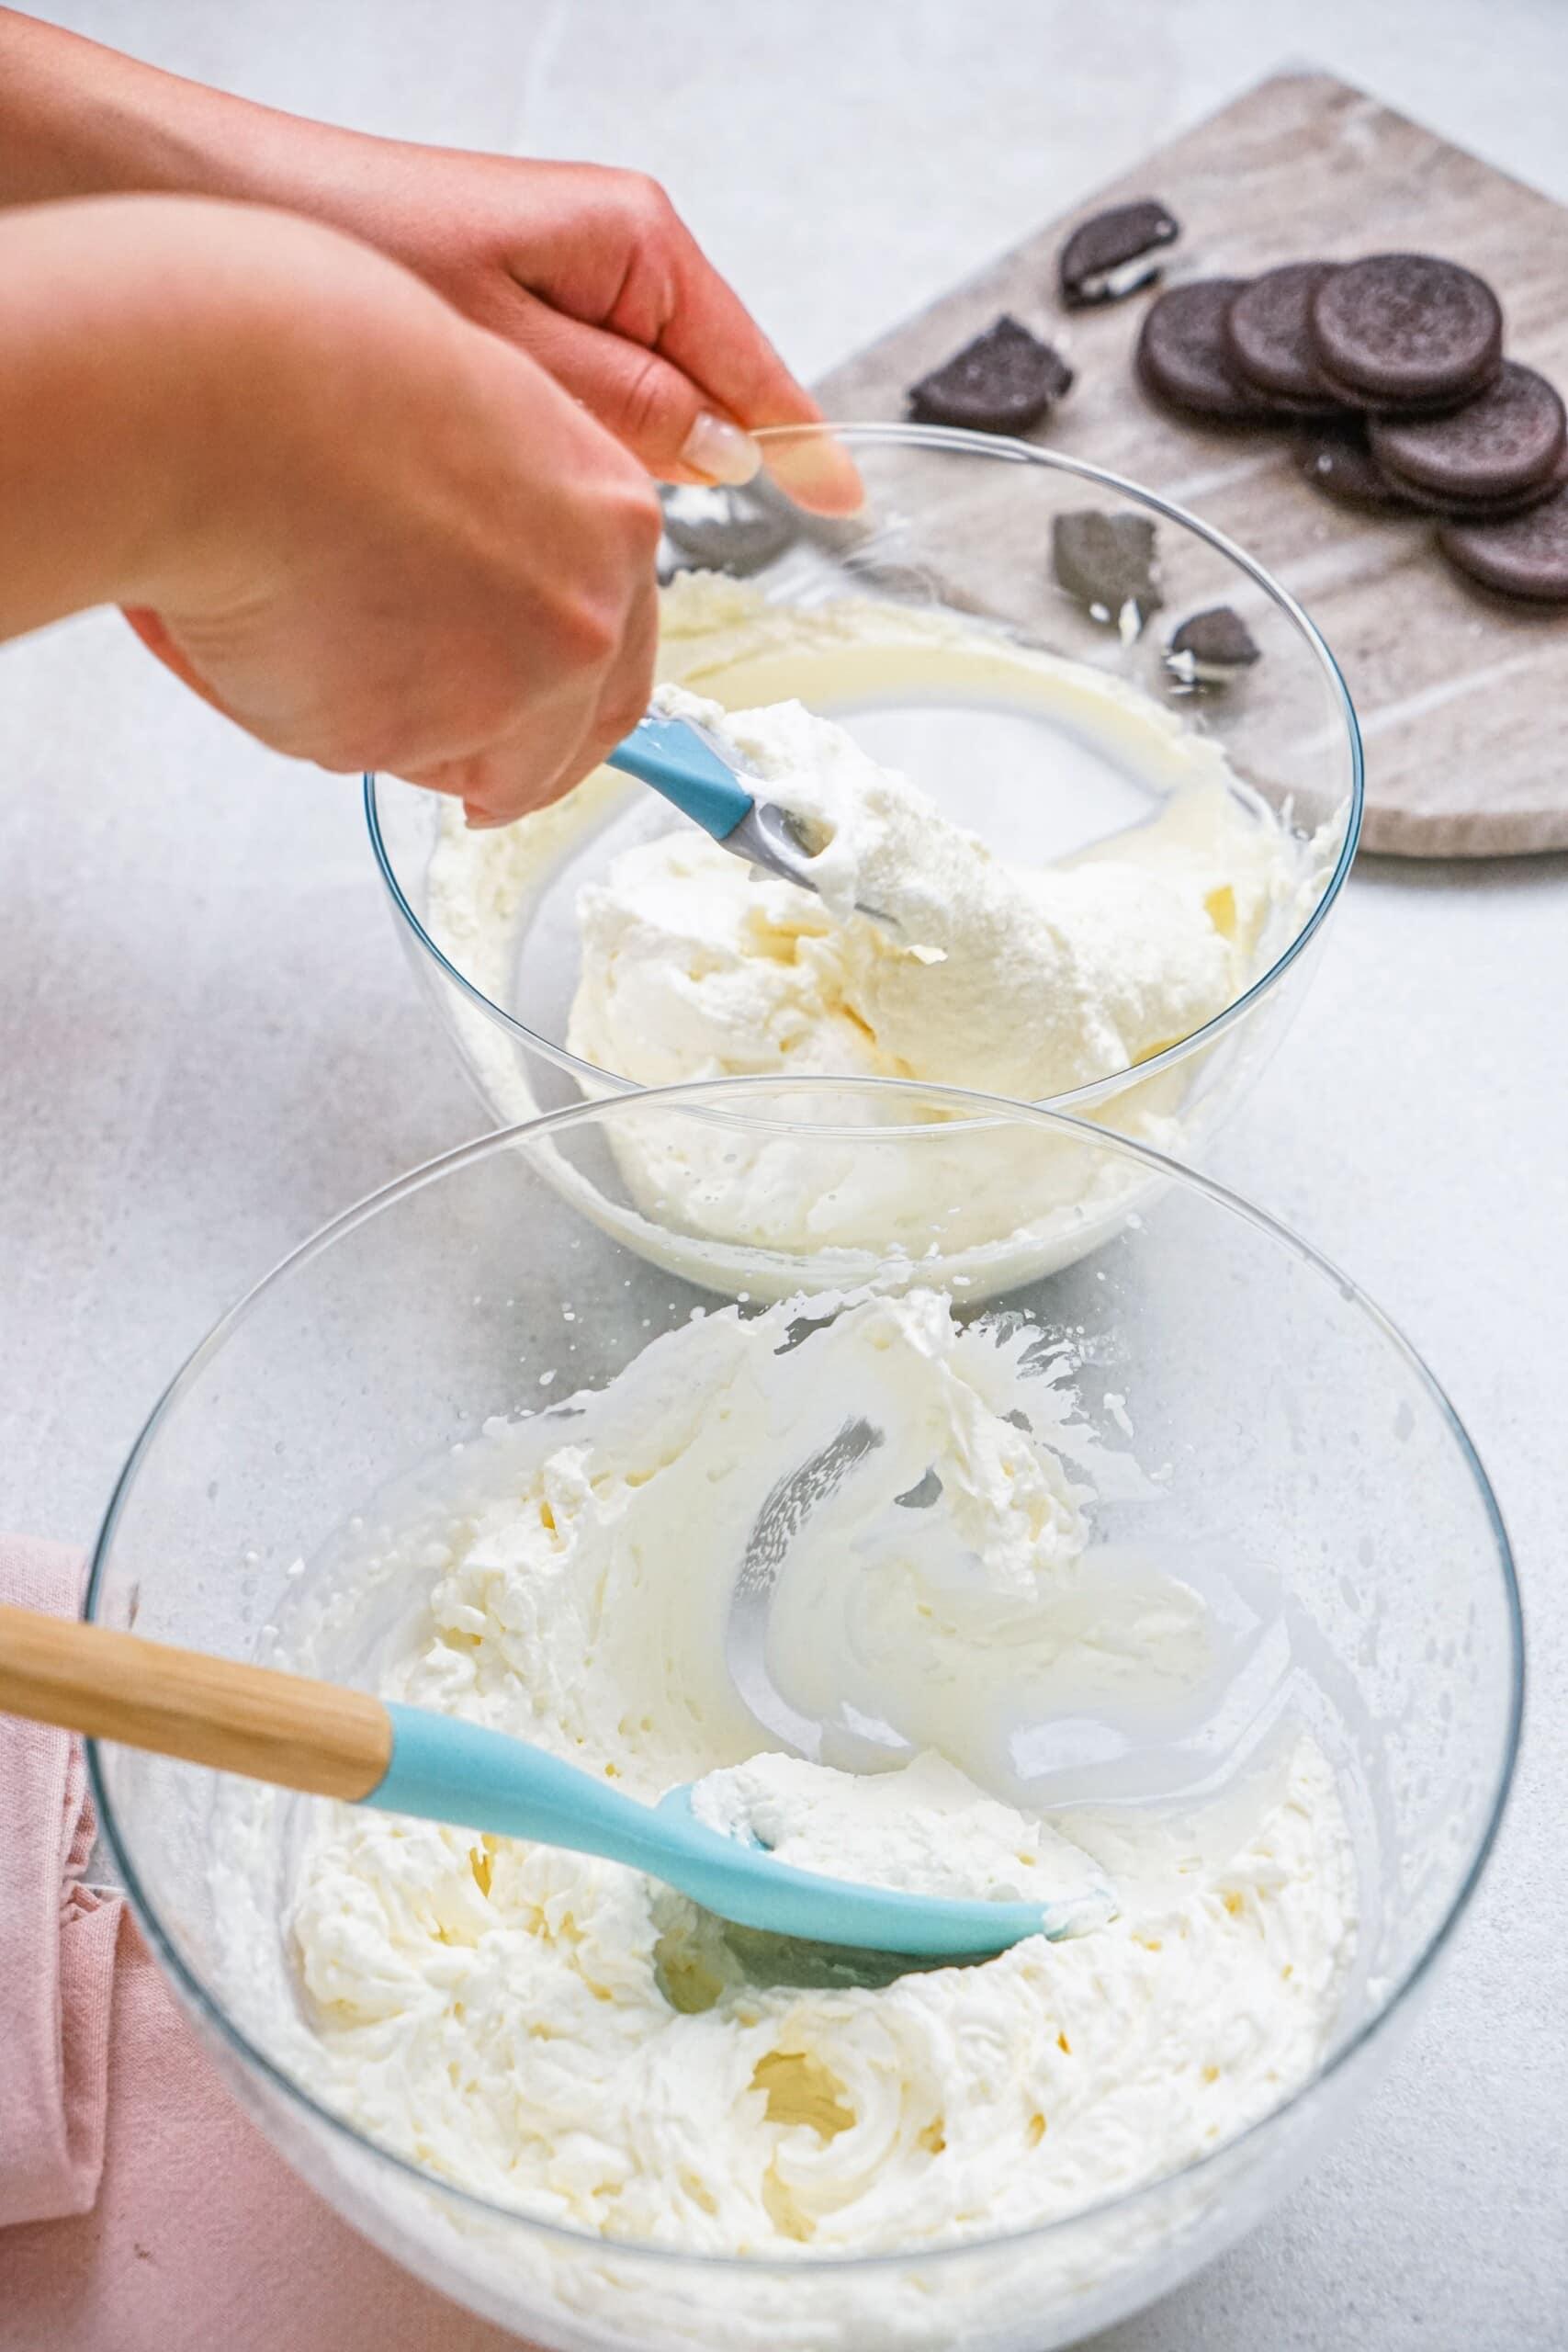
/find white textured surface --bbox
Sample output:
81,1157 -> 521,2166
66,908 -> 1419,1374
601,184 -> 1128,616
1,4 -> 1564,2346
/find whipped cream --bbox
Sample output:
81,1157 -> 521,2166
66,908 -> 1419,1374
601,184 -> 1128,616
272,1292 -> 1356,2260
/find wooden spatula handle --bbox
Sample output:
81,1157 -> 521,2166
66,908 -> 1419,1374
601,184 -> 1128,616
0,1603 -> 390,1800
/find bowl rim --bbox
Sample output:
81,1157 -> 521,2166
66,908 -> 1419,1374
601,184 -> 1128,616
364,418 -> 1366,1117
85,1074 -> 1520,2280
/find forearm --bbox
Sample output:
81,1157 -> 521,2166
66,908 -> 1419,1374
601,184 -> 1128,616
0,193 -> 419,644
0,183 -> 656,813
0,9 -> 363,212
0,10 -> 839,513
0,199 -> 214,635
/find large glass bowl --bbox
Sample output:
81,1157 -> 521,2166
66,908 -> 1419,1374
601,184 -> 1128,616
86,1080 -> 1516,2352
367,424 -> 1362,1155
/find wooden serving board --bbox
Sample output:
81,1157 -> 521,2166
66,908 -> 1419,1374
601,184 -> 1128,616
814,70 -> 1568,859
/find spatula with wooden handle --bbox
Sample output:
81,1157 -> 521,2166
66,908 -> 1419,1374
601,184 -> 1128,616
0,1604 -> 1109,1957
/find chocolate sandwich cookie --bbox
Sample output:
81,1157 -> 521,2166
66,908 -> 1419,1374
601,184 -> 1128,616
1370,361 -> 1566,504
1439,481 -> 1568,602
1051,510 -> 1163,624
1385,438 -> 1568,523
908,315 -> 1074,435
1059,198 -> 1180,308
1309,253 -> 1503,413
1298,424 -> 1417,510
1165,605 -> 1261,687
1224,262 -> 1341,410
1135,279 -> 1274,422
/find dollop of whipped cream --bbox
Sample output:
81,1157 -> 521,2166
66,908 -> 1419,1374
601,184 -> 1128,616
276,1292 -> 1357,2258
568,682 -> 1289,1103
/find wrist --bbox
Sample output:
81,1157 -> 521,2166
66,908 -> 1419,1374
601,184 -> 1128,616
0,8 -> 345,211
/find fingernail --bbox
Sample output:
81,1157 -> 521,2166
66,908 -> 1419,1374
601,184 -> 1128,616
680,412 -> 761,486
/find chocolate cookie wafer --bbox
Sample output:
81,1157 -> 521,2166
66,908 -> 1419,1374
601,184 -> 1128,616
1310,253 -> 1503,413
1371,361 -> 1566,504
1136,279 -> 1274,422
1440,482 -> 1568,603
1225,262 -> 1341,411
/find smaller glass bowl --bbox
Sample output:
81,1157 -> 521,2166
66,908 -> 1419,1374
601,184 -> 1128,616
367,423 -> 1362,1158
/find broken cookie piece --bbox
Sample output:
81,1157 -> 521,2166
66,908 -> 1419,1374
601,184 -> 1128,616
1165,605 -> 1262,687
908,315 -> 1074,435
1052,509 -> 1163,632
1059,198 -> 1180,308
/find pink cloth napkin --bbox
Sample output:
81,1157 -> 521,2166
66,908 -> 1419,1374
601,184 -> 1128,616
0,1534 -> 530,2351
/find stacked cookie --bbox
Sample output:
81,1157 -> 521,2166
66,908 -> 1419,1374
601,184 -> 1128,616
1136,254 -> 1568,603
900,199 -> 1568,609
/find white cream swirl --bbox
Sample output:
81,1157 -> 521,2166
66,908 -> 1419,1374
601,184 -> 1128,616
282,1293 -> 1356,2256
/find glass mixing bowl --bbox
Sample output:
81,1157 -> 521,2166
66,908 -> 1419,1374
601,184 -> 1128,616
367,424 -> 1362,1156
86,1080 -> 1516,2352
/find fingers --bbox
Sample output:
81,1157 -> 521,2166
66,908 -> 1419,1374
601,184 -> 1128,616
416,552 -> 660,831
404,679 -> 602,826
121,605 -> 241,721
506,300 -> 759,489
646,213 -> 819,438
757,429 -> 866,520
514,295 -> 863,521
650,219 -> 864,517
500,175 -> 863,517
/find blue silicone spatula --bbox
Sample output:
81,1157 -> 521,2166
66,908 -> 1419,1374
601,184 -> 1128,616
607,712 -> 895,924
0,1604 -> 1108,1958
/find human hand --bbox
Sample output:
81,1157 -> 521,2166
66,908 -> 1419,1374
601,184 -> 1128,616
0,13 -> 859,516
0,197 -> 660,823
270,145 -> 862,515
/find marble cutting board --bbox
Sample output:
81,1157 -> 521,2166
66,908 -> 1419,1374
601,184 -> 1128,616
813,68 -> 1568,858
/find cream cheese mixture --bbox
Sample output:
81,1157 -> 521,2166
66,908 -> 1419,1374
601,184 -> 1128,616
422,577 -> 1324,1277
569,681 -> 1286,1104
276,1291 -> 1357,2258
426,578 -> 1314,1136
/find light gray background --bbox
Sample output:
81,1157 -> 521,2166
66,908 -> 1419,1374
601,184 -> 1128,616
2,5 -> 1563,2346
